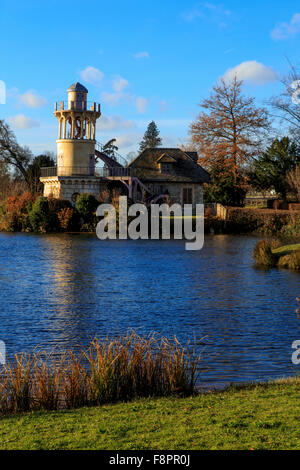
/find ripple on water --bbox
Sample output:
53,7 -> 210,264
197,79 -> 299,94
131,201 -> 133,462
0,232 -> 299,386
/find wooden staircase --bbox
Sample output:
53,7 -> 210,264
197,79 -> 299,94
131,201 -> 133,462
94,142 -> 167,206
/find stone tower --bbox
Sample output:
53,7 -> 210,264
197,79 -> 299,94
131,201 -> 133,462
40,83 -> 102,202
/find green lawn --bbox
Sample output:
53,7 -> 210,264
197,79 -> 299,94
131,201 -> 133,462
1,379 -> 300,450
272,243 -> 300,256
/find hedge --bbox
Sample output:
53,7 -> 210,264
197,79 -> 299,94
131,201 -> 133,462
226,207 -> 300,236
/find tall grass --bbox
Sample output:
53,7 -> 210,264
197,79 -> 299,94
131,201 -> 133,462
0,332 -> 201,413
278,250 -> 300,271
253,239 -> 281,267
253,239 -> 300,271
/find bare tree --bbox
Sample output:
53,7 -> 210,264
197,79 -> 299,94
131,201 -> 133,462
269,62 -> 300,141
287,165 -> 300,202
0,119 -> 32,184
189,77 -> 270,181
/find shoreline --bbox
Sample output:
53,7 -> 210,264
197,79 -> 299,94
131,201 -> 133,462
1,377 -> 300,450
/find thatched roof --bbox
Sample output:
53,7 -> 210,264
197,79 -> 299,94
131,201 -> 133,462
128,148 -> 210,183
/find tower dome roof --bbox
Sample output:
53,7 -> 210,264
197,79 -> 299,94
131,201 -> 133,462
67,82 -> 88,93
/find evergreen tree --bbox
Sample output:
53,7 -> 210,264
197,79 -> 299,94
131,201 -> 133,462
26,153 -> 55,194
102,139 -> 118,160
203,162 -> 247,206
249,137 -> 300,199
139,121 -> 162,152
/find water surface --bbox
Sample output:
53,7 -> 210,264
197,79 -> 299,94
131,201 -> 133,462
0,233 -> 299,387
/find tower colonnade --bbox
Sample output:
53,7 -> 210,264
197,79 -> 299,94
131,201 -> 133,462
53,83 -> 101,177
55,111 -> 98,141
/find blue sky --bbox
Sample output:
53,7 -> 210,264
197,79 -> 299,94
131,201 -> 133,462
0,0 -> 300,157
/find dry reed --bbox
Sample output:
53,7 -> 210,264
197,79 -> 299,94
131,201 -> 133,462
0,331 -> 201,413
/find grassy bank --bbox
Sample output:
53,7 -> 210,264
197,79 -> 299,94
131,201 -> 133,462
1,378 -> 300,450
253,240 -> 300,270
272,243 -> 300,256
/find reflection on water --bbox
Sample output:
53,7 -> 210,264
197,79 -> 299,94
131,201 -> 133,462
0,232 -> 300,387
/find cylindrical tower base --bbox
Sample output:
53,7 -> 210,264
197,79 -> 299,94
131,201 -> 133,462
56,139 -> 96,176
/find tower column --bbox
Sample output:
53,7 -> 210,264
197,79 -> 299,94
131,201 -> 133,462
92,119 -> 96,140
87,119 -> 91,140
80,117 -> 84,139
63,118 -> 66,139
71,117 -> 75,139
58,119 -> 62,139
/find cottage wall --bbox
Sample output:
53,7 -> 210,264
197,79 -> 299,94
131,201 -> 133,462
154,182 -> 203,206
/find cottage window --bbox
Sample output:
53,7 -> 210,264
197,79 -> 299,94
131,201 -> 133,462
161,163 -> 168,173
161,163 -> 172,173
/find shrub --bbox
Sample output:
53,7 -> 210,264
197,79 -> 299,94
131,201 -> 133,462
0,192 -> 35,232
253,239 -> 279,267
98,188 -> 111,204
29,196 -> 52,232
204,207 -> 215,217
49,198 -> 80,232
289,251 -> 300,270
227,207 -> 300,236
75,194 -> 99,223
28,196 -> 76,232
281,213 -> 300,237
47,197 -> 72,213
0,192 -> 83,233
278,254 -> 291,268
278,250 -> 300,271
57,207 -> 76,231
204,216 -> 224,234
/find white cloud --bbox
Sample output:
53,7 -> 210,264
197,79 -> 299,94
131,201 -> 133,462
271,13 -> 300,40
115,134 -> 137,149
156,118 -> 191,127
0,80 -> 6,104
223,61 -> 278,85
133,51 -> 150,59
182,8 -> 203,21
6,87 -> 19,99
113,76 -> 129,92
182,3 -> 231,26
79,66 -> 104,85
8,114 -> 40,129
134,118 -> 190,129
158,100 -> 167,113
18,91 -> 47,108
101,91 -> 130,106
136,97 -> 148,114
224,48 -> 235,55
161,135 -> 181,147
98,115 -> 135,131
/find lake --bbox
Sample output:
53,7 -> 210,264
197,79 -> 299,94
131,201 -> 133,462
0,232 -> 299,388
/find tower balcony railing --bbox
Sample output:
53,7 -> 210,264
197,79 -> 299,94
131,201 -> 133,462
54,101 -> 101,112
40,166 -> 133,178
